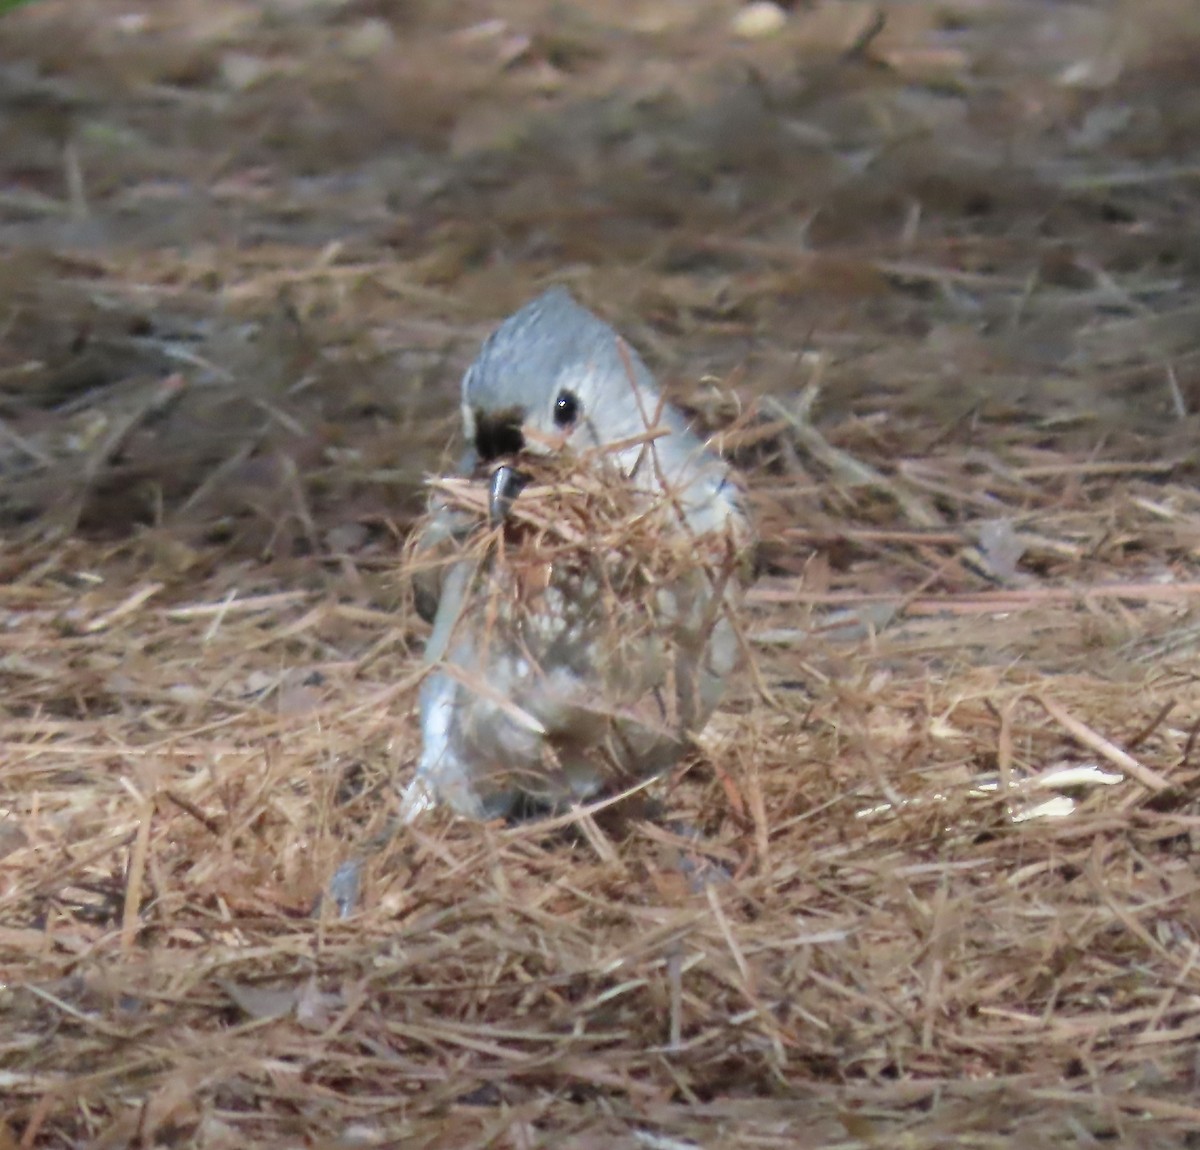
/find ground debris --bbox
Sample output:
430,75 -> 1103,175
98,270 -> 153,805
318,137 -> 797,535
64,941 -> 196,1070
3,0 -> 1200,1146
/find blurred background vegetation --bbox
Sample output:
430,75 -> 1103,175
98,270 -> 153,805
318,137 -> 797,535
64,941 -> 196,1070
1,0 -> 1197,554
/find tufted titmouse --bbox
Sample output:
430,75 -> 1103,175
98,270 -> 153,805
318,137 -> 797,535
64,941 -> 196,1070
403,287 -> 754,821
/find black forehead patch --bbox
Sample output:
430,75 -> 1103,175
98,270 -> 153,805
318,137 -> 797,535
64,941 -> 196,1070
474,409 -> 525,462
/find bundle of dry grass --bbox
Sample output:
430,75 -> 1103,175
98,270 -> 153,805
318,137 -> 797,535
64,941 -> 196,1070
426,436 -> 752,610
403,434 -> 757,818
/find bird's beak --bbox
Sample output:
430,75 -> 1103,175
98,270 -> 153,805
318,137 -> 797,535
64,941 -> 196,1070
488,464 -> 529,525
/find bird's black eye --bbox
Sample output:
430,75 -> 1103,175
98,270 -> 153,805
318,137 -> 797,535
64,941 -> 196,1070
554,390 -> 580,428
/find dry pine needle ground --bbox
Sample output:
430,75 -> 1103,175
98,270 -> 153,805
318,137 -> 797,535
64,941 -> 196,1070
3,0 -> 1200,1147
5,397 -> 1200,1149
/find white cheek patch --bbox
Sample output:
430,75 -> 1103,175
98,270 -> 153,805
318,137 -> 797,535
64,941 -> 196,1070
461,401 -> 475,442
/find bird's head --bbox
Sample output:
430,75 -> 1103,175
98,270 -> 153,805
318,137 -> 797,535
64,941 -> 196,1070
461,287 -> 682,523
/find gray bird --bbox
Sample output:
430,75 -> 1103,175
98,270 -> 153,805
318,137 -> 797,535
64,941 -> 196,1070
402,287 -> 753,822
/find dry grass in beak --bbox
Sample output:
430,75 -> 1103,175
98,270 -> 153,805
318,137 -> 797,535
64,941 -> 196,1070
420,442 -> 753,667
